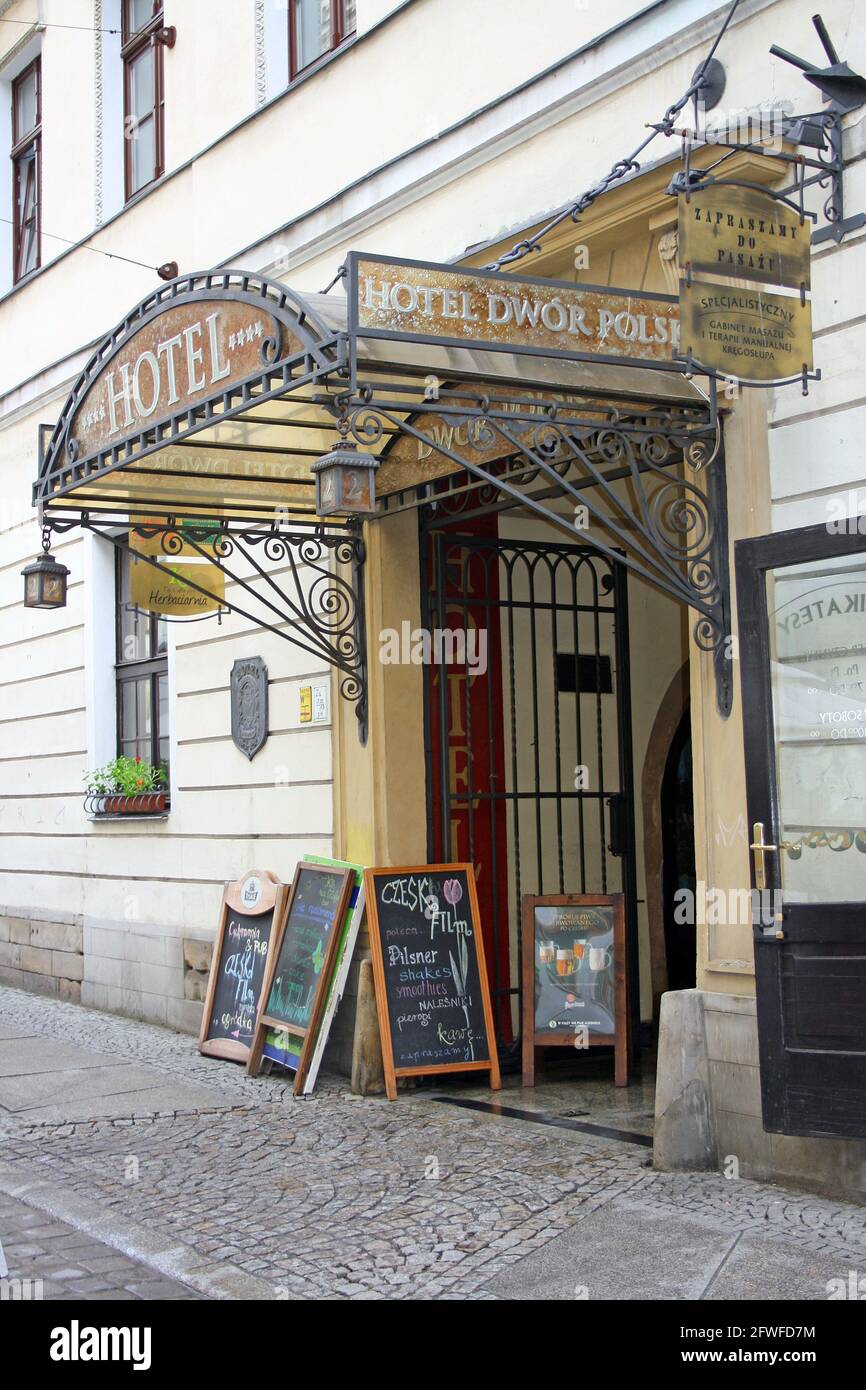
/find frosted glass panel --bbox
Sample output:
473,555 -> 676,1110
769,556 -> 866,903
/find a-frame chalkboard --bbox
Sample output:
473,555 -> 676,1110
246,861 -> 353,1093
364,864 -> 501,1101
198,869 -> 287,1063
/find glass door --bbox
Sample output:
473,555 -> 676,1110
736,521 -> 866,1140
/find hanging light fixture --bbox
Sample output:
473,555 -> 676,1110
22,526 -> 70,609
311,412 -> 379,517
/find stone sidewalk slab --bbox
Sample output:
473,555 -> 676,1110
482,1202 -> 737,1300
0,1038 -> 124,1077
703,1235 -> 849,1301
0,1033 -> 241,1122
481,1200 -> 854,1301
0,1068 -> 230,1122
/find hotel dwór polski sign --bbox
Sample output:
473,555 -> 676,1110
677,186 -> 813,382
348,253 -> 682,366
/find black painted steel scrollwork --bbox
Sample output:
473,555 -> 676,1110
366,394 -> 733,715
52,516 -> 369,741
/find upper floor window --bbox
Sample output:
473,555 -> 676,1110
122,0 -> 165,199
290,0 -> 356,78
12,57 -> 40,281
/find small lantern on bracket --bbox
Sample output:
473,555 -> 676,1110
22,527 -> 70,610
311,417 -> 379,517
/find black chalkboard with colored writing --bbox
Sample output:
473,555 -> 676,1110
263,864 -> 351,1030
364,864 -> 501,1100
199,870 -> 287,1064
246,862 -> 353,1089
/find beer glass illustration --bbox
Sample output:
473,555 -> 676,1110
589,946 -> 612,972
555,948 -> 574,976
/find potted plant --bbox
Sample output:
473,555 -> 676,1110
83,756 -> 169,816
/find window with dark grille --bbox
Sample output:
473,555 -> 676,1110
12,58 -> 41,281
289,0 -> 356,78
116,550 -> 169,779
122,0 -> 165,199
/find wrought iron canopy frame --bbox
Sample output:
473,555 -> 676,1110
35,267 -> 734,727
336,376 -> 733,717
48,511 -> 369,742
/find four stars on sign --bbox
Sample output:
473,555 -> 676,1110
228,320 -> 264,352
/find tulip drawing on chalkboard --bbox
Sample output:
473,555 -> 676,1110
443,878 -> 463,907
448,936 -> 475,1061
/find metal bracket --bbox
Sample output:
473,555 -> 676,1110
353,391 -> 734,717
47,514 -> 369,744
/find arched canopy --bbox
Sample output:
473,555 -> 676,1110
34,255 -> 730,715
35,259 -> 713,528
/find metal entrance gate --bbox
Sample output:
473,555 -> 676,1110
421,522 -> 638,1053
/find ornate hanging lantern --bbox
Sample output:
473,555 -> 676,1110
22,527 -> 70,610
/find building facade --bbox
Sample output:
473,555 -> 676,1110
1,0 -> 864,1200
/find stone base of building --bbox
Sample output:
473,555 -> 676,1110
0,908 -> 359,1079
654,989 -> 866,1205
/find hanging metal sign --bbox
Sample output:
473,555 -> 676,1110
348,252 -> 681,368
677,185 -> 814,381
679,279 -> 813,382
129,554 -> 225,615
678,186 -> 811,290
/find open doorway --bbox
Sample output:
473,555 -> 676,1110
660,712 -> 696,992
421,502 -> 639,1064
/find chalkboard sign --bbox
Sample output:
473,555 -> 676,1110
198,870 -> 287,1063
364,864 -> 501,1101
246,862 -> 353,1092
521,894 -> 628,1088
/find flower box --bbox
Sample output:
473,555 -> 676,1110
85,791 -> 169,818
83,756 -> 170,819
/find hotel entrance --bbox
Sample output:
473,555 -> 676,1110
421,506 -> 640,1068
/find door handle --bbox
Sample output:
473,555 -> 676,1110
749,821 -> 778,891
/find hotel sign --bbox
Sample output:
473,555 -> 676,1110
69,299 -> 287,460
348,252 -> 681,367
677,185 -> 813,381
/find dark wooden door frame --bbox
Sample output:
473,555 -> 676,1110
736,515 -> 866,1138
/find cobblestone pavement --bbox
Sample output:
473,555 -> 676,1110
0,1192 -> 202,1300
1,986 -> 865,1300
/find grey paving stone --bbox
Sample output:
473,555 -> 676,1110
703,1235 -> 855,1301
0,1039 -> 124,1077
482,1202 -> 738,1300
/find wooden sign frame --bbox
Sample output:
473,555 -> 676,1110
246,861 -> 354,1093
521,893 -> 629,1088
198,868 -> 288,1063
298,861 -> 366,1095
364,863 -> 501,1102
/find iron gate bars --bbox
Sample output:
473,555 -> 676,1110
346,393 -> 733,716
48,514 -> 369,741
421,532 -> 639,1047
